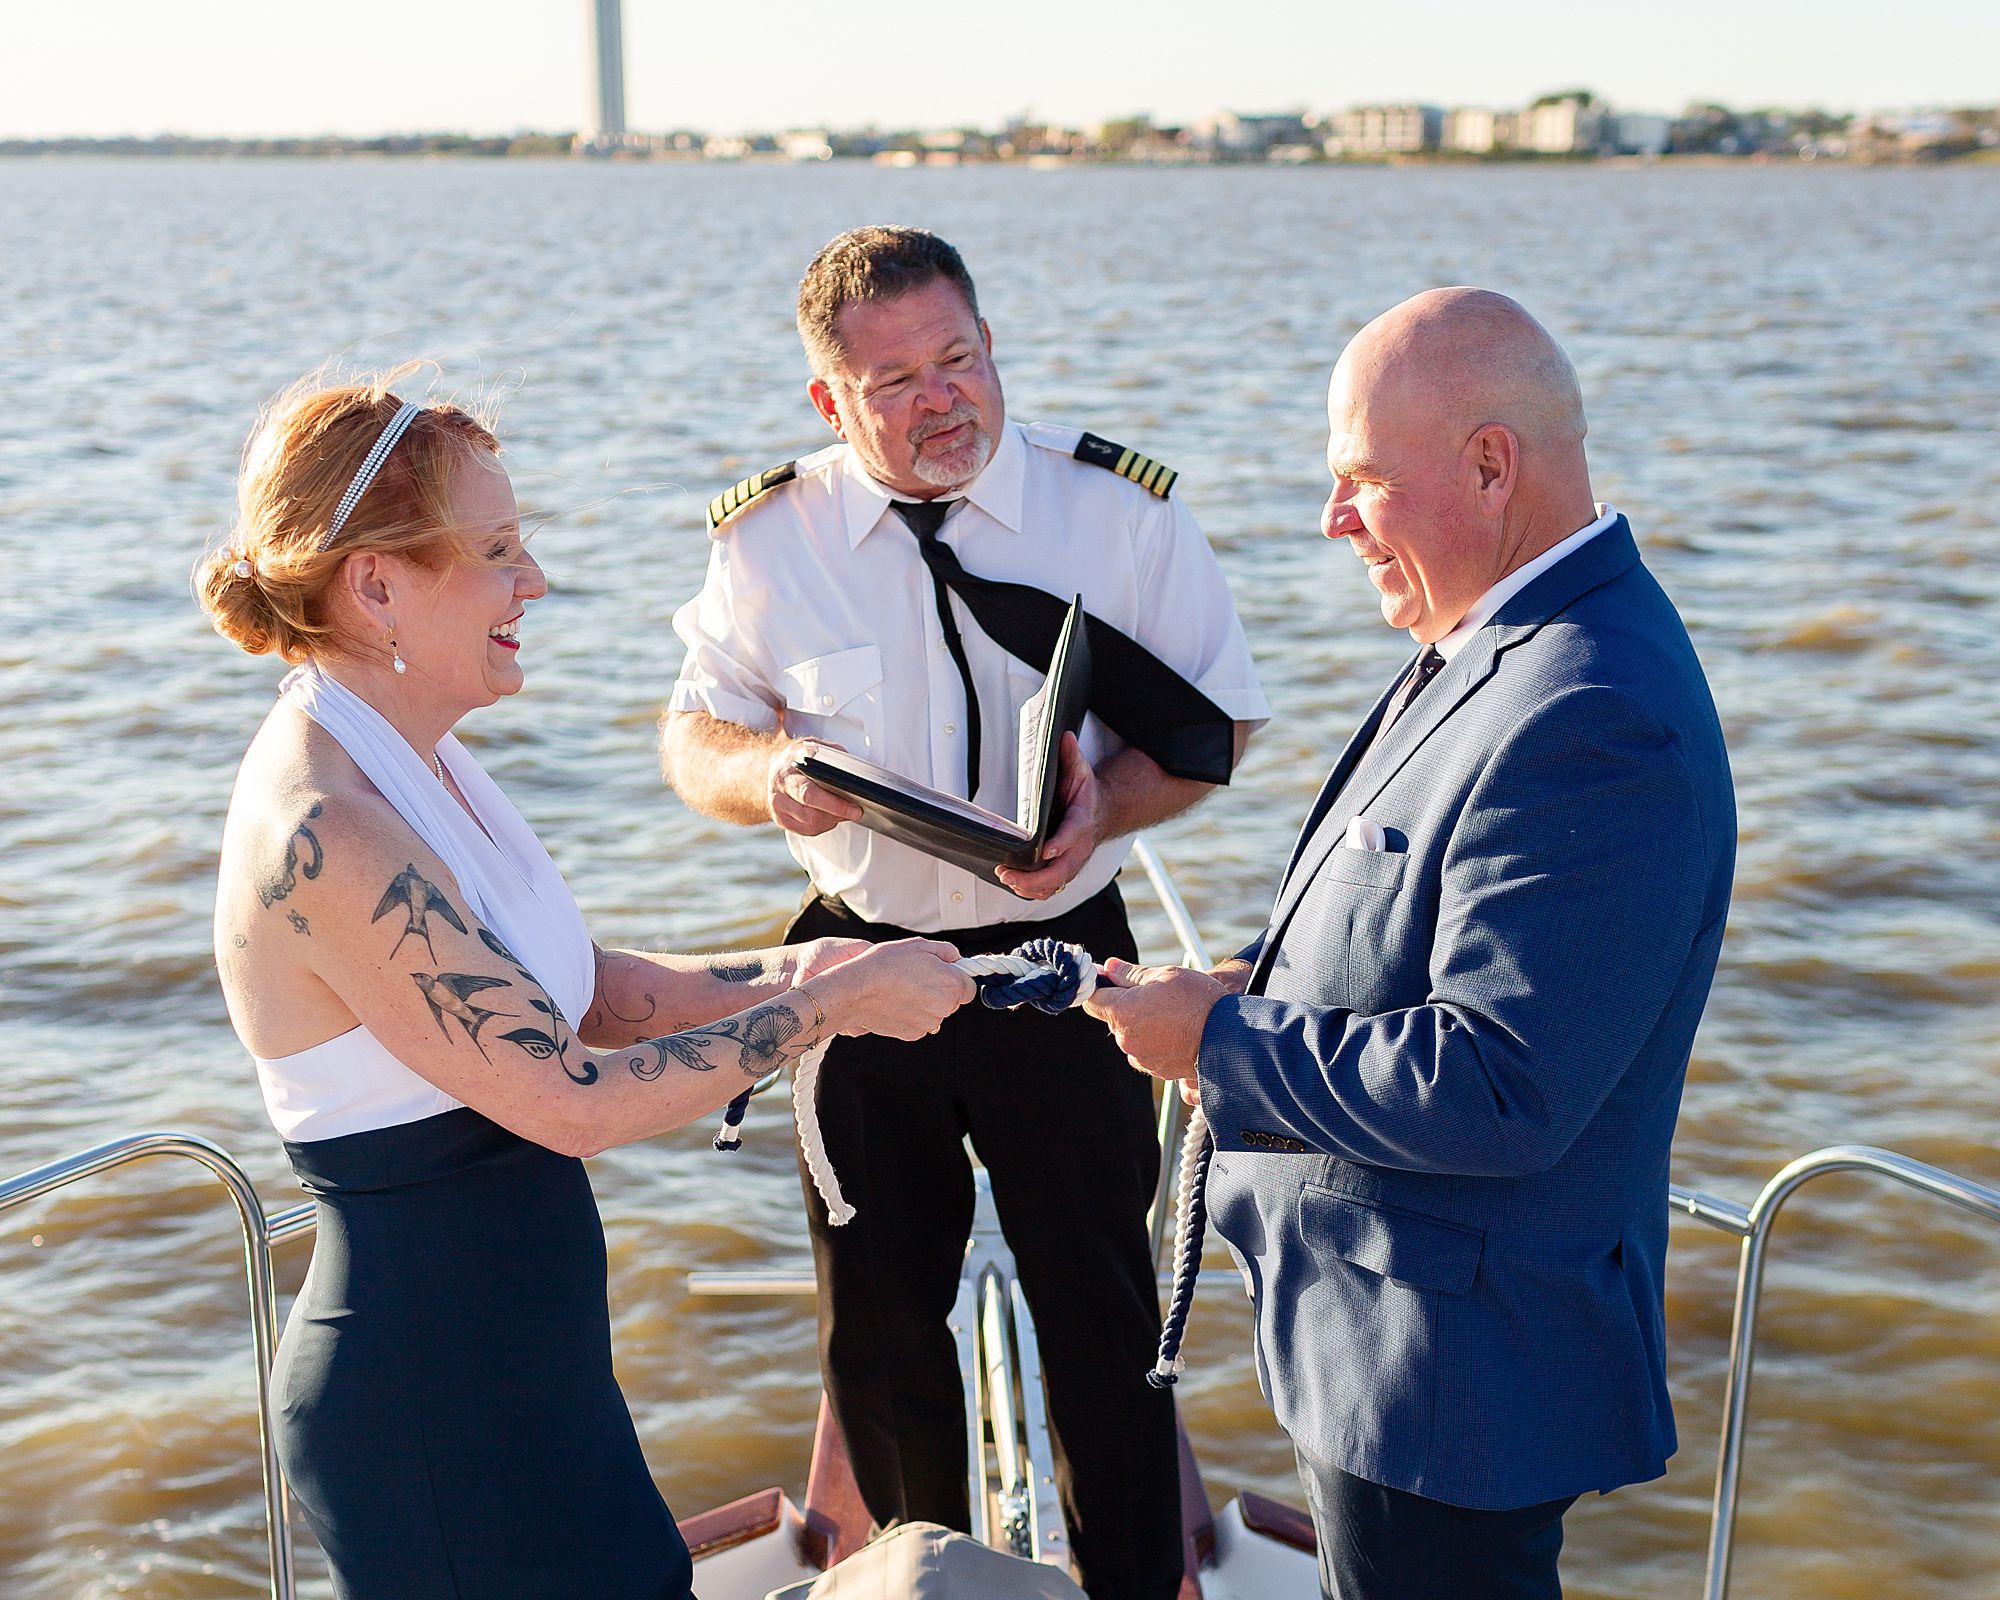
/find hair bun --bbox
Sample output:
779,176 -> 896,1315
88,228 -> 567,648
196,538 -> 288,658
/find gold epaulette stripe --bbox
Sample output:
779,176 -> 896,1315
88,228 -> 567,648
705,461 -> 799,530
1073,431 -> 1177,498
1115,449 -> 1175,495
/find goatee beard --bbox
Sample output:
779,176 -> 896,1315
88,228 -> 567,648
910,423 -> 993,489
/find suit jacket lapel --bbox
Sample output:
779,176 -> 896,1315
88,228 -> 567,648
1274,669 -> 1405,888
1262,635 -> 1501,948
1250,519 -> 1646,988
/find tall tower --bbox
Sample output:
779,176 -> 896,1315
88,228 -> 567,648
586,0 -> 627,144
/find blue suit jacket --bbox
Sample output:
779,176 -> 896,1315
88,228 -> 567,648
1200,519 -> 1734,1510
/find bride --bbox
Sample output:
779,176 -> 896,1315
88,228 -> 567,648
196,375 -> 974,1599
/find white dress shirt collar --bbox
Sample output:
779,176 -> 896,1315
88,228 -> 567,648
1433,503 -> 1619,662
839,417 -> 1028,548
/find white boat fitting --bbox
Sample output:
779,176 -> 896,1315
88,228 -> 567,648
4,838 -> 2000,1599
676,1160 -> 1321,1599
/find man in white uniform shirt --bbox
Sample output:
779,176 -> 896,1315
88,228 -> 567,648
662,227 -> 1266,1599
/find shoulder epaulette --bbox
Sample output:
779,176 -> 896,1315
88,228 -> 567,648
706,462 -> 798,531
1073,432 -> 1178,498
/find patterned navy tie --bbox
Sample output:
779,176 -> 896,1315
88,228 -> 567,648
1379,646 -> 1446,734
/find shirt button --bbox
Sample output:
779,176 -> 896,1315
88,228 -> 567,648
821,695 -> 833,707
944,722 -> 957,735
951,891 -> 965,903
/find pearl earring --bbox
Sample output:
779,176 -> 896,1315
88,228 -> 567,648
391,635 -> 407,675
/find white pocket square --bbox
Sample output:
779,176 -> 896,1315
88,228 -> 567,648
1340,815 -> 1388,852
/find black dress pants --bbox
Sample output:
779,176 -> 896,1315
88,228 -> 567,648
786,883 -> 1182,1600
1294,1446 -> 1577,1600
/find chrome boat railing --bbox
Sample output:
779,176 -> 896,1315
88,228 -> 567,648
0,1133 -> 305,1600
1666,1146 -> 2000,1600
1129,836 -> 1214,1262
6,843 -> 2000,1600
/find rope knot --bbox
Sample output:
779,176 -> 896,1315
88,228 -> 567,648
973,938 -> 1096,1013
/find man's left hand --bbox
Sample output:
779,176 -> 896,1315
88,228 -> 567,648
1084,958 -> 1227,1083
996,733 -> 1101,901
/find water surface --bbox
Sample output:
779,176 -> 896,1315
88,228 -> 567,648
2,158 -> 1998,1598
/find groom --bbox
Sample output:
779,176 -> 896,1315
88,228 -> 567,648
1089,288 -> 1735,1598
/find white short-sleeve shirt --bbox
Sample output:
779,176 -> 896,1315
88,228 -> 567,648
670,418 -> 1269,933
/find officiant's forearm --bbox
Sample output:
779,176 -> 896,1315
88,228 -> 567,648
1094,721 -> 1256,842
1093,753 -> 1206,842
659,709 -> 784,825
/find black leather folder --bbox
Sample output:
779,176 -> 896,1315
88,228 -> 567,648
795,596 -> 1092,885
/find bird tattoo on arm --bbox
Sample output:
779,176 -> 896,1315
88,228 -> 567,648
411,972 -> 514,1060
374,865 -> 469,962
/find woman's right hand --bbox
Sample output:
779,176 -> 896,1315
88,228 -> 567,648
805,938 -> 975,1042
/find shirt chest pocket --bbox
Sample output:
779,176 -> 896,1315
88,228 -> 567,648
781,645 -> 886,759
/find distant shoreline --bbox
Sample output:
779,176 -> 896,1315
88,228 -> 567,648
5,144 -> 1996,169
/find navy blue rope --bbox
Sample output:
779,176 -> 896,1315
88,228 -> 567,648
715,939 -> 1093,1153
715,1089 -> 751,1150
1147,1123 -> 1214,1389
975,938 -> 1093,1013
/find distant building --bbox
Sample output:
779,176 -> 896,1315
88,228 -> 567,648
584,0 -> 626,146
1610,113 -> 1672,156
780,130 -> 833,162
1523,93 -> 1603,154
1444,107 -> 1498,154
1322,104 -> 1444,157
1852,110 -> 1976,162
1189,110 -> 1310,157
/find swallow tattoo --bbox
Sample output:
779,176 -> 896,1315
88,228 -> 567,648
412,971 -> 513,1059
374,866 -> 468,962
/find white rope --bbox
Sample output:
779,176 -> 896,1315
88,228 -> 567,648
953,950 -> 1097,1005
1150,1101 -> 1211,1383
1172,1105 -> 1208,1235
790,1038 -> 850,1223
789,951 -> 1097,1227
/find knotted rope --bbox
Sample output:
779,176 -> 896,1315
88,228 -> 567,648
713,939 -> 1099,1224
711,936 -> 1212,1385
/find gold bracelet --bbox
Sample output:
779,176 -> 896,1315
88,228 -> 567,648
794,981 -> 829,1049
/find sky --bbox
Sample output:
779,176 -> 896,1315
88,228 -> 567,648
5,0 -> 1996,140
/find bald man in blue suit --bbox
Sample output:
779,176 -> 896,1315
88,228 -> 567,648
1090,289 -> 1735,1599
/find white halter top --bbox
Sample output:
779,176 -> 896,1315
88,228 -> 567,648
252,663 -> 595,1144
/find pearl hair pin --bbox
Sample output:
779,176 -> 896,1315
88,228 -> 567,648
232,557 -> 253,580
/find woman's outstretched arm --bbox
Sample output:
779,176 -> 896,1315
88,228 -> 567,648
237,787 -> 971,1158
577,937 -> 867,1049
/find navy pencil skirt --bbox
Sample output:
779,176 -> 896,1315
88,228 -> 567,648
274,1108 -> 693,1599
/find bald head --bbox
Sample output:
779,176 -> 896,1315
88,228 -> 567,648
1321,289 -> 1599,642
1334,288 -> 1586,461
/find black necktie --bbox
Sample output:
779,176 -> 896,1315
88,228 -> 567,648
893,499 -> 983,800
1378,646 -> 1445,735
890,501 -> 1236,786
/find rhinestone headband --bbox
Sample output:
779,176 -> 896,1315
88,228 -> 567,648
315,399 -> 424,552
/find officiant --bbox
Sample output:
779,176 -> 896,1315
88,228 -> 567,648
659,226 -> 1266,1600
